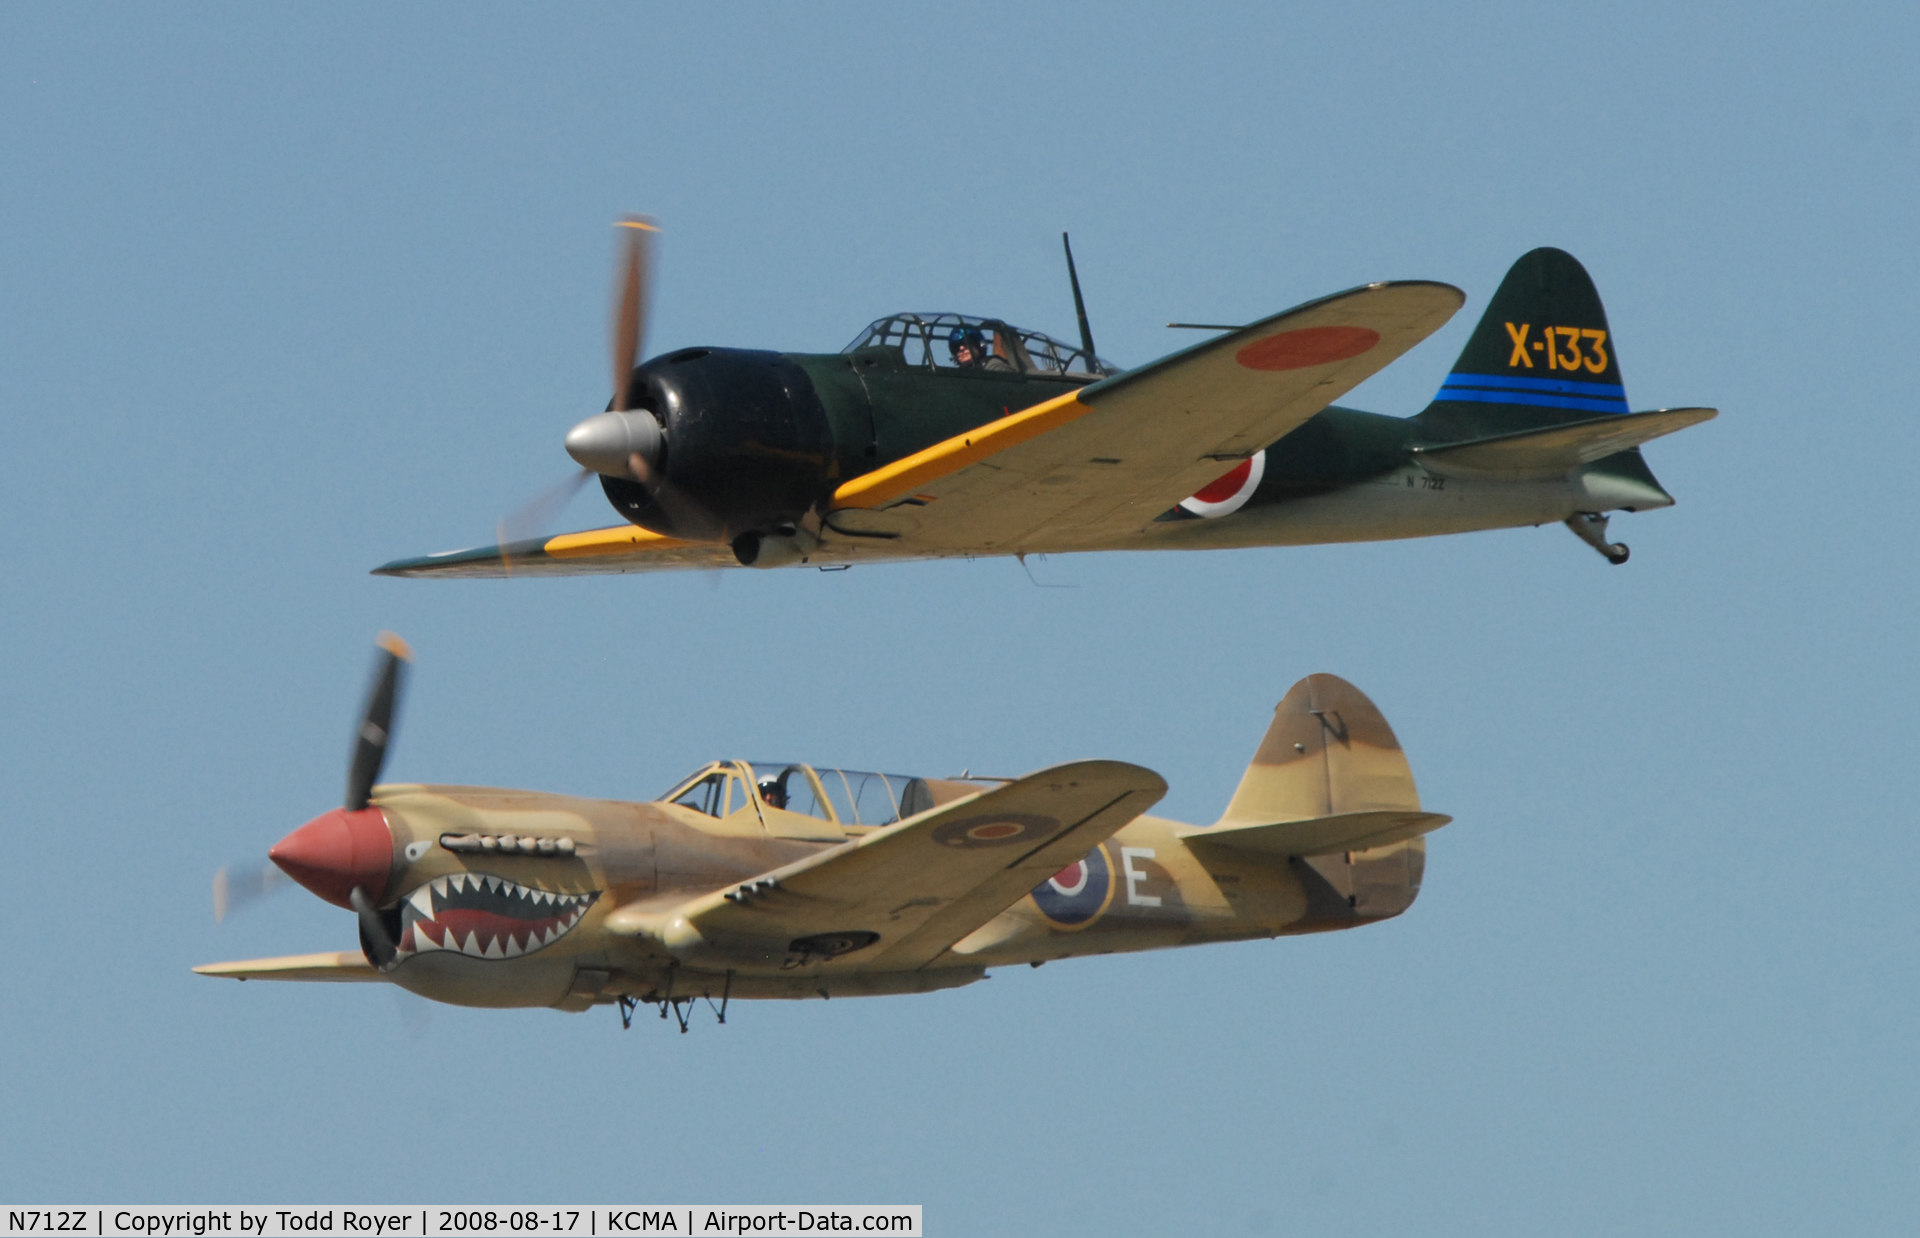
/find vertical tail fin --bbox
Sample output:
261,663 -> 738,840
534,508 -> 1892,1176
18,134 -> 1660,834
1219,674 -> 1422,825
1212,674 -> 1437,924
1416,247 -> 1628,439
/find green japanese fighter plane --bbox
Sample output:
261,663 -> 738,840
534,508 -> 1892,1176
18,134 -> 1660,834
374,224 -> 1715,578
199,637 -> 1447,1026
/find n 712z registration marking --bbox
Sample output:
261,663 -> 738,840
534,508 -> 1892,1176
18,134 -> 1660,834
1504,322 -> 1608,373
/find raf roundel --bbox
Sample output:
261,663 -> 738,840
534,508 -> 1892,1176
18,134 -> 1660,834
1031,843 -> 1116,930
931,813 -> 1061,849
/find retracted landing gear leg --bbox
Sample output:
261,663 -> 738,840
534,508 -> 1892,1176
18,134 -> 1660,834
1565,511 -> 1629,564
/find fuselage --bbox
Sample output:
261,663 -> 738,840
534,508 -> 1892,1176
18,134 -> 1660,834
357,767 -> 1423,1012
602,342 -> 1674,564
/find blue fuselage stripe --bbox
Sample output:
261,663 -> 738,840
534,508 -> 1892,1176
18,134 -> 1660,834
1441,372 -> 1625,397
1435,388 -> 1630,415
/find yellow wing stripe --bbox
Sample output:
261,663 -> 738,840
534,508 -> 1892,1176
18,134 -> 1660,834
830,389 -> 1091,511
544,525 -> 695,559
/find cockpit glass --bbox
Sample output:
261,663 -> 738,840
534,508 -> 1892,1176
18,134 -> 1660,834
668,770 -> 730,818
675,761 -> 931,827
751,764 -> 920,826
746,762 -> 830,820
843,313 -> 1118,378
814,767 -> 917,825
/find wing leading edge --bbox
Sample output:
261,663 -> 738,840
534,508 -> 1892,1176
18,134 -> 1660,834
825,280 -> 1465,551
373,526 -> 735,579
194,951 -> 383,982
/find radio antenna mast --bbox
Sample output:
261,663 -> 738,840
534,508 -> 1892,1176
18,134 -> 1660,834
1061,232 -> 1098,367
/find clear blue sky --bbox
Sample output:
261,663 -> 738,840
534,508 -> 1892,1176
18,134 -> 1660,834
3,3 -> 1915,1232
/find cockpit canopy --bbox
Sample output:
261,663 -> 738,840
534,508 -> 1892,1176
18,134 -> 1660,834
843,313 -> 1119,379
661,760 -> 999,829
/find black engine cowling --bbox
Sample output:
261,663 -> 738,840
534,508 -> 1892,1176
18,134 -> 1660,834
599,347 -> 835,543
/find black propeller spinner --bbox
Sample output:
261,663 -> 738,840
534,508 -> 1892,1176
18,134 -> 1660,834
563,217 -> 835,561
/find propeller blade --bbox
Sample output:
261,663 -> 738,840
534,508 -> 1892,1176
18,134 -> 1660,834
212,861 -> 291,923
611,215 -> 658,413
494,467 -> 592,559
628,450 -> 728,543
345,632 -> 412,812
350,885 -> 398,971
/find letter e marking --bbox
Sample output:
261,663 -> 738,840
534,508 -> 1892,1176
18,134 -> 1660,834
1121,847 -> 1162,907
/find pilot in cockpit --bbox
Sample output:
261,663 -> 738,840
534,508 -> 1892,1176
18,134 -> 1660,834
949,325 -> 1014,373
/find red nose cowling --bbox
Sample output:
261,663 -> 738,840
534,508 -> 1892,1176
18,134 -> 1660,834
269,807 -> 394,909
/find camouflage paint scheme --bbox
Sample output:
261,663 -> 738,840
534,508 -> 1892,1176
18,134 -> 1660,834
375,248 -> 1714,579
197,675 -> 1445,1014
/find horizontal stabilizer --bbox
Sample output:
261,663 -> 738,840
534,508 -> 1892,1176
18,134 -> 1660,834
1413,407 -> 1717,478
1182,809 -> 1449,857
193,951 -> 383,982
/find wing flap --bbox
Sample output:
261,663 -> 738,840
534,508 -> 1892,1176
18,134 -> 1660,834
1413,407 -> 1717,478
1182,809 -> 1450,857
830,281 -> 1464,551
193,951 -> 383,982
618,760 -> 1166,971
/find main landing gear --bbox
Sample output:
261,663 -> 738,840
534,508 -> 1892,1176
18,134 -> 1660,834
617,968 -> 733,1033
1564,511 -> 1630,565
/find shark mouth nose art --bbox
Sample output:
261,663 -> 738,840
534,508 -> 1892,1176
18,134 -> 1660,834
395,874 -> 599,962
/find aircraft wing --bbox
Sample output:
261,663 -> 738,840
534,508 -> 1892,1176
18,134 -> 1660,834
372,527 -> 738,579
626,760 -> 1166,972
827,280 -> 1464,551
193,951 -> 384,982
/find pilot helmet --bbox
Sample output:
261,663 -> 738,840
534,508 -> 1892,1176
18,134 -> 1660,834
947,325 -> 986,359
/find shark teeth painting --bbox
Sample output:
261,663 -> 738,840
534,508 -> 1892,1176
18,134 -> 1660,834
394,873 -> 599,962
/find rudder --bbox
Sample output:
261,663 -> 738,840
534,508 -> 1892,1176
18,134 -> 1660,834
1416,247 -> 1628,440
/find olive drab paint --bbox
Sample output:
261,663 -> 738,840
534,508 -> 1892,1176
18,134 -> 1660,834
375,247 -> 1714,578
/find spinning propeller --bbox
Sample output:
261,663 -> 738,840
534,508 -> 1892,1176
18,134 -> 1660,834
564,217 -> 666,476
563,216 -> 727,541
212,634 -> 412,972
496,216 -> 726,553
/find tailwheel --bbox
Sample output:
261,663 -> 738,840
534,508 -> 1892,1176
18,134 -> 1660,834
1565,512 -> 1630,565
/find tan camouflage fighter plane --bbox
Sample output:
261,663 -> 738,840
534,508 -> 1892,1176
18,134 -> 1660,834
199,638 -> 1448,1029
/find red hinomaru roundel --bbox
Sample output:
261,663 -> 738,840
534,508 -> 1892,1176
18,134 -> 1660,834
1179,450 -> 1267,519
